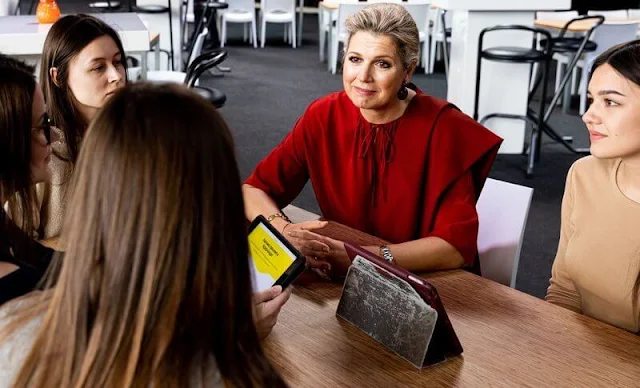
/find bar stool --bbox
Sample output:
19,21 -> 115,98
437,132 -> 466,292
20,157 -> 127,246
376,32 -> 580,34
527,15 -> 604,151
473,25 -> 553,177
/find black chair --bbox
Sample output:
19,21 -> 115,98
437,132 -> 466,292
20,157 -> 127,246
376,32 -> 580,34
473,25 -> 553,177
184,49 -> 228,108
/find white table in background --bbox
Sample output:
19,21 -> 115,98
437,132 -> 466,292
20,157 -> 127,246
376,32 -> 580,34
432,0 -> 571,154
0,13 -> 151,79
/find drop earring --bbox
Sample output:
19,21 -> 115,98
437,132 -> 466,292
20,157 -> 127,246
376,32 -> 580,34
397,82 -> 408,100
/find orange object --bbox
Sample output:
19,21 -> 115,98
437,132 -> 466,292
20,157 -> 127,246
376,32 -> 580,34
36,0 -> 61,24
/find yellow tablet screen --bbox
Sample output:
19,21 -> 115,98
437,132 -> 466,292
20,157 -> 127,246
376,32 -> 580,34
248,221 -> 297,292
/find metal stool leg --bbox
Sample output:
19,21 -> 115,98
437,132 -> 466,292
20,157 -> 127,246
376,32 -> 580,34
473,41 -> 483,121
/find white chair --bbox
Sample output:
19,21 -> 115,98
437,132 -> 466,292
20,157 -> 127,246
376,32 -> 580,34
587,9 -> 629,19
628,9 -> 640,19
402,1 -> 431,69
329,2 -> 368,74
220,0 -> 258,48
577,22 -> 639,114
260,0 -> 297,48
318,0 -> 358,62
136,26 -> 208,84
0,0 -> 19,15
427,7 -> 451,75
476,178 -> 533,288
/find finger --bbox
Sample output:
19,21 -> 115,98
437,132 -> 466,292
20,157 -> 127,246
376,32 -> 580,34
261,287 -> 292,317
298,220 -> 328,231
253,285 -> 282,304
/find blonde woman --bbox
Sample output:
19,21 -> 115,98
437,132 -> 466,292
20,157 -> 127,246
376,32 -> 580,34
244,4 -> 502,277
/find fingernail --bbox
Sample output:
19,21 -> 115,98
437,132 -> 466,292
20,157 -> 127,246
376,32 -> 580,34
273,285 -> 282,294
324,247 -> 330,252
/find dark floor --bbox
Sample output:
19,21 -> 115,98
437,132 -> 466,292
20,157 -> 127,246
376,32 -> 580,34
30,3 -> 590,299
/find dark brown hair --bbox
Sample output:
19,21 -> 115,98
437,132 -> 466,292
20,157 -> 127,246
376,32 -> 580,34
591,40 -> 640,87
40,13 -> 127,164
0,54 -> 39,239
2,82 -> 287,387
591,39 -> 640,314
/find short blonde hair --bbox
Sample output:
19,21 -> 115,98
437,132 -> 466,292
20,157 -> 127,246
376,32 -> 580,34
344,3 -> 420,69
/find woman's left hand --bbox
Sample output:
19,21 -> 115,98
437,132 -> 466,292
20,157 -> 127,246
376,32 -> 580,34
286,229 -> 352,278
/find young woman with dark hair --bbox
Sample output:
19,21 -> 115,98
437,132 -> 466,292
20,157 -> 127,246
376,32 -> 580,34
0,83 -> 288,386
0,54 -> 58,305
547,40 -> 640,333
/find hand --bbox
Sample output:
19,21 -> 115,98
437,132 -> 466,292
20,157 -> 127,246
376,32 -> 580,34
278,220 -> 331,271
286,229 -> 352,278
253,285 -> 293,339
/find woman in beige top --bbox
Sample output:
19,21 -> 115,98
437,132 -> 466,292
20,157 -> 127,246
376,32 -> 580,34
36,14 -> 127,238
546,40 -> 640,333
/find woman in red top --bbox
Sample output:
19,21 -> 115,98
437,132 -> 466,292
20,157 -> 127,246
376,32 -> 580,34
244,4 -> 502,275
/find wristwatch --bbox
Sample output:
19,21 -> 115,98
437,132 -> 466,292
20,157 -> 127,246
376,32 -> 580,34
379,245 -> 394,264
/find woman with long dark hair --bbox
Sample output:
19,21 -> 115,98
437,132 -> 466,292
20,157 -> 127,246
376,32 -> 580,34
36,14 -> 127,239
0,83 -> 288,386
547,40 -> 640,333
0,54 -> 57,305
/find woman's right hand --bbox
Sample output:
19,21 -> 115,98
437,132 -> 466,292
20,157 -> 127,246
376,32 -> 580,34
273,220 -> 331,271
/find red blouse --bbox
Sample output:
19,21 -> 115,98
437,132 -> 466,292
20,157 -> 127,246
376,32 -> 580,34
246,91 -> 502,266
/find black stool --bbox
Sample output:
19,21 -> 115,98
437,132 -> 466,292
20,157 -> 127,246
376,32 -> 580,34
540,15 -> 604,112
473,25 -> 553,177
524,15 -> 605,154
184,49 -> 228,108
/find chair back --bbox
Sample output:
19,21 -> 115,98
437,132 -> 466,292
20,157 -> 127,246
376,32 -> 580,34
336,3 -> 368,39
402,1 -> 430,35
476,178 -> 533,288
587,9 -> 629,19
185,49 -> 229,87
261,0 -> 295,15
535,11 -> 578,20
0,0 -> 19,15
187,26 -> 209,67
629,9 -> 640,19
226,0 -> 255,14
583,22 -> 639,73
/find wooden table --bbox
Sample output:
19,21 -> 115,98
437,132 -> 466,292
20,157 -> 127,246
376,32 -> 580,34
535,18 -> 640,32
264,221 -> 640,387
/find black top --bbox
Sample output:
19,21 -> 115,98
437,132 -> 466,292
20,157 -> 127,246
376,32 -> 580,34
0,210 -> 55,306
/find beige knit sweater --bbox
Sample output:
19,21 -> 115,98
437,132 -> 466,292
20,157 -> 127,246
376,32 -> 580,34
35,128 -> 71,239
546,156 -> 640,333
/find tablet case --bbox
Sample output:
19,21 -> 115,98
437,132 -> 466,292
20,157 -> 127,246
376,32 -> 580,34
248,215 -> 306,290
336,243 -> 463,368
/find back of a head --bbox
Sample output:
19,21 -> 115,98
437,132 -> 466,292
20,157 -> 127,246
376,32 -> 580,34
12,83 -> 286,387
0,54 -> 39,235
40,13 -> 127,163
344,3 -> 420,69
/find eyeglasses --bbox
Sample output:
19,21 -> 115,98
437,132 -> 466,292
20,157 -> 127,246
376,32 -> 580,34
33,113 -> 52,145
